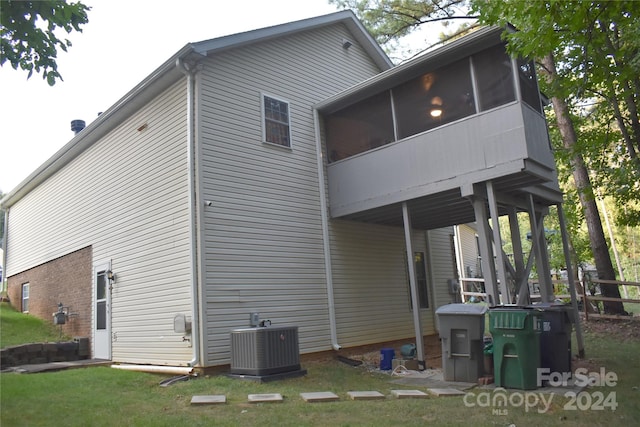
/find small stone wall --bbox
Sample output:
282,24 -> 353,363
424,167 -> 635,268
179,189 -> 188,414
0,337 -> 89,369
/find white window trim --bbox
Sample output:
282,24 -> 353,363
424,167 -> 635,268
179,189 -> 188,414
261,92 -> 292,150
22,283 -> 30,313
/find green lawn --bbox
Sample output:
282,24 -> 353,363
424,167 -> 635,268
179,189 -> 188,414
2,302 -> 638,426
0,302 -> 69,348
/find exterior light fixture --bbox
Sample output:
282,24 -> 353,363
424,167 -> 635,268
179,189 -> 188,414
107,270 -> 116,284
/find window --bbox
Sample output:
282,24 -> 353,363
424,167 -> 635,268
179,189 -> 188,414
407,252 -> 429,309
517,59 -> 542,113
473,44 -> 516,111
325,91 -> 395,162
263,94 -> 291,147
21,283 -> 29,313
96,270 -> 107,330
394,58 -> 476,139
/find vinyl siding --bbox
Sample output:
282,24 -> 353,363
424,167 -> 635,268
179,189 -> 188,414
329,220 -> 437,347
457,224 -> 480,278
198,24 -> 383,365
427,227 -> 458,312
5,80 -> 194,365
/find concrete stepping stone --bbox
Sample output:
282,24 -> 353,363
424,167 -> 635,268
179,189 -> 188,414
390,389 -> 428,399
248,393 -> 283,403
190,395 -> 226,405
347,391 -> 386,400
300,391 -> 339,402
428,388 -> 466,396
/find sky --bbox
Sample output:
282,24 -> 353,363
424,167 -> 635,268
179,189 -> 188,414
0,0 -> 456,195
0,0 -> 341,194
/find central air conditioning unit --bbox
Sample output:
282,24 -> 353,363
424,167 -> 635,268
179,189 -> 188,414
230,326 -> 301,376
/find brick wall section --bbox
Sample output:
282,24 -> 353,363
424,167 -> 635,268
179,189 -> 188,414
6,246 -> 92,340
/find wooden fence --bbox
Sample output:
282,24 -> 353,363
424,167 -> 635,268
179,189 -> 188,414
581,279 -> 640,320
460,277 -> 640,321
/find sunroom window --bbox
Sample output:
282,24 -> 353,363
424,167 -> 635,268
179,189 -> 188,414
518,59 -> 542,113
325,91 -> 394,163
473,44 -> 516,111
394,58 -> 476,140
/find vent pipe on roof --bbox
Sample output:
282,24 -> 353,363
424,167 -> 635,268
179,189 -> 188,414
71,119 -> 86,135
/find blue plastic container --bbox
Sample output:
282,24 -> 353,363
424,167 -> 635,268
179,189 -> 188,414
380,348 -> 395,370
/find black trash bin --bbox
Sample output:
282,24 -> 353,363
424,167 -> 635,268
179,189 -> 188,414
529,303 -> 573,378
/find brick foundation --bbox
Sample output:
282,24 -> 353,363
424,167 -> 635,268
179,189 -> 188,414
6,247 -> 93,340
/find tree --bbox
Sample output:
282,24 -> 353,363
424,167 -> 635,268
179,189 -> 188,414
472,1 -> 637,314
0,0 -> 90,85
329,0 -> 474,58
334,0 -> 637,313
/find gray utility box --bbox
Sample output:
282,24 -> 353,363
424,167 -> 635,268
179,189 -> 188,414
436,303 -> 488,382
230,326 -> 301,376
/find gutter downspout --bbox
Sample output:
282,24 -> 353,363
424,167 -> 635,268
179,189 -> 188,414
111,364 -> 194,376
313,108 -> 341,350
177,58 -> 203,367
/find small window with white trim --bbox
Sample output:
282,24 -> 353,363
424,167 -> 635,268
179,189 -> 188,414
262,94 -> 291,148
22,283 -> 30,313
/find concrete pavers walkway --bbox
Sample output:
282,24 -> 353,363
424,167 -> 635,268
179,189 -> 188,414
190,389 -> 451,405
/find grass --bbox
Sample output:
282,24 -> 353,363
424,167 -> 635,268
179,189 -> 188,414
0,302 -> 70,347
1,302 -> 639,426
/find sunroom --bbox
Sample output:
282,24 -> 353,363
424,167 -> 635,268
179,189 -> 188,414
314,26 -> 581,368
316,25 -> 560,230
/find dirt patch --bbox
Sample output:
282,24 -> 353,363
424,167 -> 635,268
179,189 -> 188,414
580,314 -> 640,340
330,335 -> 442,371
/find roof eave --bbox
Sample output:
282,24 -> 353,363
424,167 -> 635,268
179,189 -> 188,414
192,10 -> 392,71
315,25 -> 508,114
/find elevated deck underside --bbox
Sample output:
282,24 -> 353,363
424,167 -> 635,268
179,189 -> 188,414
335,171 -> 562,230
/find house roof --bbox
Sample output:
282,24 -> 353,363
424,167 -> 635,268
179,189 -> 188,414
1,10 -> 391,208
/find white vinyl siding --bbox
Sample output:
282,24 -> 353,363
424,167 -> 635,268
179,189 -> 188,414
198,23 -> 383,365
5,80 -> 194,365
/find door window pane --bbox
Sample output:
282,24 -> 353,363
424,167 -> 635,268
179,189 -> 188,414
97,271 -> 106,300
97,301 -> 106,330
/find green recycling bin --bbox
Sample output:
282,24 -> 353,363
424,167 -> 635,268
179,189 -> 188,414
490,306 -> 542,390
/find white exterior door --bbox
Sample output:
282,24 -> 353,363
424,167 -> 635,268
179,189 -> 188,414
94,261 -> 112,359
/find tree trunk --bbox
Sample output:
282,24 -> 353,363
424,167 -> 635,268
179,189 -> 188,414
540,53 -> 625,314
